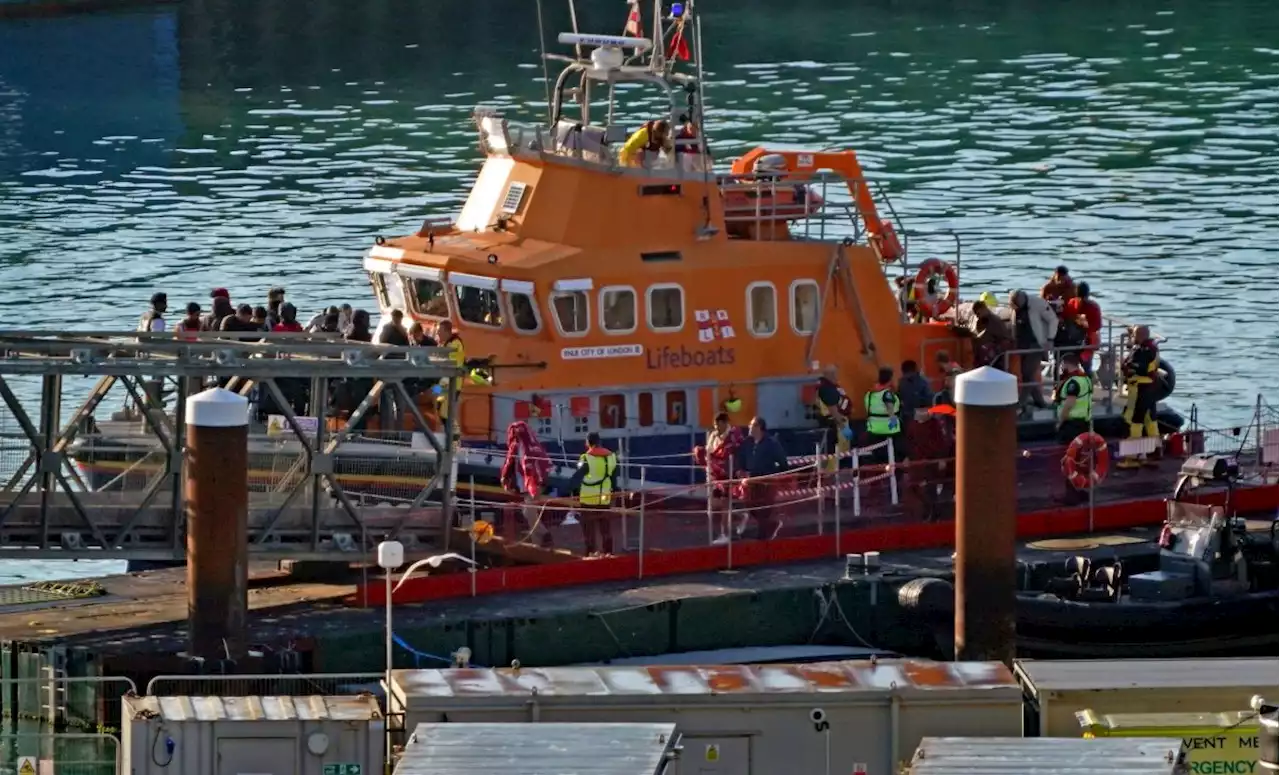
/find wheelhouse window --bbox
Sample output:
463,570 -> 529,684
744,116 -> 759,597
370,273 -> 392,308
503,280 -> 540,333
451,273 -> 503,328
600,286 -> 637,334
396,265 -> 449,318
747,282 -> 777,336
647,284 -> 684,332
791,280 -> 820,334
551,291 -> 590,335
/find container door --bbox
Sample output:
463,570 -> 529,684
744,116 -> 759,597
677,734 -> 752,775
217,737 -> 296,775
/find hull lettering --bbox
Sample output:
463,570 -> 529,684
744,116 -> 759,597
645,345 -> 735,370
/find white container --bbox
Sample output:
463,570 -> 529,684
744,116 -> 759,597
121,694 -> 384,775
1015,658 -> 1280,737
389,659 -> 1024,775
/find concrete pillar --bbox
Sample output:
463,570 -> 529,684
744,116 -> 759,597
953,366 -> 1019,666
184,388 -> 250,661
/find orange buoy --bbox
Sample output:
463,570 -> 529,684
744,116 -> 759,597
913,258 -> 960,318
1062,431 -> 1110,490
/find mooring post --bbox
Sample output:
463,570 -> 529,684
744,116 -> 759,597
185,388 -> 250,662
953,366 -> 1018,666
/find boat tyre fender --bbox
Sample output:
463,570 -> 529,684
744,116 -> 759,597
1153,357 -> 1175,402
913,258 -> 959,319
1062,431 -> 1110,490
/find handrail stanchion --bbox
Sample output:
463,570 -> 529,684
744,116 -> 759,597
815,443 -> 824,536
834,465 -> 843,557
852,446 -> 862,518
1087,416 -> 1096,533
706,456 -> 715,544
638,466 -> 646,580
726,457 -> 734,570
469,475 -> 477,598
887,441 -> 899,506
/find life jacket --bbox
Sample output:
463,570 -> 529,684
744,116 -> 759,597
1053,372 -> 1093,421
1123,340 -> 1159,385
814,377 -> 852,419
864,383 -> 901,436
273,321 -> 304,333
578,446 -> 618,506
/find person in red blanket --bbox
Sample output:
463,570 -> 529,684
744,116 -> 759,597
902,403 -> 956,522
499,421 -> 555,547
692,412 -> 745,545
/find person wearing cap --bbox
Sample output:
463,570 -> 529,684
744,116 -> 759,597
203,290 -> 234,332
137,292 -> 167,333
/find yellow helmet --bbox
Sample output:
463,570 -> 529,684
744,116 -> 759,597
723,398 -> 742,413
978,291 -> 998,308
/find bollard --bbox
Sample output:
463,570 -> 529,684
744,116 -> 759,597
953,366 -> 1019,666
185,388 -> 250,661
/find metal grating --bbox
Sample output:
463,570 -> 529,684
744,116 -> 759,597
909,737 -> 1186,774
394,722 -> 677,775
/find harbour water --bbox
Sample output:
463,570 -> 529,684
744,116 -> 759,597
0,0 -> 1275,582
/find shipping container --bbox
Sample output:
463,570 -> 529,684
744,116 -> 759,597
908,736 -> 1189,774
393,722 -> 679,775
121,694 -> 384,775
1077,710 -> 1261,775
388,659 -> 1024,775
1015,658 -> 1280,737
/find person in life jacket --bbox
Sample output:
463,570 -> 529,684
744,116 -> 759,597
137,292 -> 168,334
434,319 -> 465,435
1053,351 -> 1093,444
863,366 -> 902,466
814,364 -> 853,472
1118,325 -> 1161,469
619,119 -> 672,167
567,432 -> 619,557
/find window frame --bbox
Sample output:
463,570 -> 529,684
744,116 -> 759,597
450,273 -> 504,330
646,283 -> 686,333
501,279 -> 541,335
549,290 -> 592,337
746,281 -> 778,338
598,284 -> 639,335
789,278 -> 821,335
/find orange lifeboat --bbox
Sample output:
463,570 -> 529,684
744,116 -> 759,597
722,153 -> 824,239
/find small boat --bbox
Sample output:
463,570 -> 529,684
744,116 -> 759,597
1017,453 -> 1279,657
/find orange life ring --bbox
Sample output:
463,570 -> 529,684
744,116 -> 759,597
912,258 -> 959,318
1062,431 -> 1110,490
877,222 -> 904,262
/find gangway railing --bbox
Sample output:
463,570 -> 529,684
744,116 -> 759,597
0,331 -> 465,561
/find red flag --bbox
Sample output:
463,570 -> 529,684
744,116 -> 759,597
623,2 -> 643,37
667,19 -> 690,61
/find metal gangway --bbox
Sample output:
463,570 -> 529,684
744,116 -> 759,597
0,331 -> 465,562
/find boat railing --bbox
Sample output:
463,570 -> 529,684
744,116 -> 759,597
716,170 -> 868,242
451,413 -> 1274,569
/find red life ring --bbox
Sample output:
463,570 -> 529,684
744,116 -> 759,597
1061,431 -> 1110,490
913,258 -> 959,318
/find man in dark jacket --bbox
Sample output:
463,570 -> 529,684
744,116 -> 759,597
735,416 -> 789,540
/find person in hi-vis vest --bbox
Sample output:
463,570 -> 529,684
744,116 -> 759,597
862,366 -> 902,466
567,432 -> 619,557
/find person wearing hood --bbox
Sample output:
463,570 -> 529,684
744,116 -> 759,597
567,432 -> 619,557
203,289 -> 234,332
1009,289 -> 1058,413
